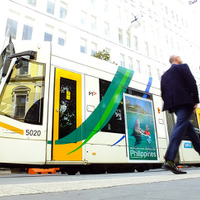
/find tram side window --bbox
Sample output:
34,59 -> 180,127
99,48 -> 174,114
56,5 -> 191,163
0,60 -> 45,125
126,88 -> 151,100
100,79 -> 125,133
99,79 -> 152,134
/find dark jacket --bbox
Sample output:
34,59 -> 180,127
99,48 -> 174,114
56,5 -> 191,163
161,63 -> 199,112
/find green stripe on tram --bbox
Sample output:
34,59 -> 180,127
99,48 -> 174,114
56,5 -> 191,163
55,66 -> 134,154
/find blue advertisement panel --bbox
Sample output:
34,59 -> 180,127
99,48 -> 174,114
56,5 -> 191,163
123,94 -> 158,161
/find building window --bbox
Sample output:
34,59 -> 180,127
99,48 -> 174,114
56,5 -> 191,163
58,30 -> 66,46
147,65 -> 152,77
44,25 -> 53,42
133,36 -> 138,51
171,38 -> 174,48
5,18 -> 18,39
90,0 -> 96,6
118,29 -> 123,44
80,11 -> 87,25
91,15 -> 96,31
116,6 -> 121,20
135,60 -> 141,73
91,42 -> 97,56
156,69 -> 161,80
166,35 -> 169,44
165,6 -> 168,15
27,0 -> 36,6
22,25 -> 33,40
58,38 -> 65,46
104,0 -> 108,13
145,41 -> 149,56
105,48 -> 111,60
44,32 -> 52,41
80,38 -> 87,54
159,49 -> 163,60
128,57 -> 133,70
47,0 -> 55,15
60,2 -> 67,19
126,32 -> 131,47
153,46 -> 157,57
104,22 -> 109,37
120,54 -> 125,67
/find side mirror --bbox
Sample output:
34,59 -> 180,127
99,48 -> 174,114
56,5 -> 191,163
1,51 -> 37,78
15,58 -> 24,69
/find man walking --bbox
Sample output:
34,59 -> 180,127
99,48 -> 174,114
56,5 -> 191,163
161,55 -> 200,174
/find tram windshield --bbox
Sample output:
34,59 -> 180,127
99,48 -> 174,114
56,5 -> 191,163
0,59 -> 45,125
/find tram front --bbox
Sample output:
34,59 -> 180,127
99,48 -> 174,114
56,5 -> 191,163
0,41 -> 49,165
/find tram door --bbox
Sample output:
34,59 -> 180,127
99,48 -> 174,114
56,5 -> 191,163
53,68 -> 82,161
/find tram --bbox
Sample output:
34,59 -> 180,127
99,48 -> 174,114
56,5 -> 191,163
0,40 -> 200,174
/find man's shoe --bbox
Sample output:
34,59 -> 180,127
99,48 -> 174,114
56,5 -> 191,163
162,161 -> 187,174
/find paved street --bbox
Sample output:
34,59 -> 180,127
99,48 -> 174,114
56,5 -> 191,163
0,167 -> 200,199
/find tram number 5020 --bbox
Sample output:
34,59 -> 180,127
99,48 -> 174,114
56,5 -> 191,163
26,129 -> 41,136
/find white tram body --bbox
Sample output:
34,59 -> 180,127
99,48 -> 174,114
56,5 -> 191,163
0,41 -> 200,173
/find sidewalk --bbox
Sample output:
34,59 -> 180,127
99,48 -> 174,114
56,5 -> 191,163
0,167 -> 200,197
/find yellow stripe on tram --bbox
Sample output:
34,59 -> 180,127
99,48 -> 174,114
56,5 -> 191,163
0,122 -> 24,135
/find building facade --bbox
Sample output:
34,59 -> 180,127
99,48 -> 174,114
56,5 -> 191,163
0,0 -> 200,80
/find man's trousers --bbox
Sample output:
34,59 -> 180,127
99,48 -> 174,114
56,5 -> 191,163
165,105 -> 200,162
